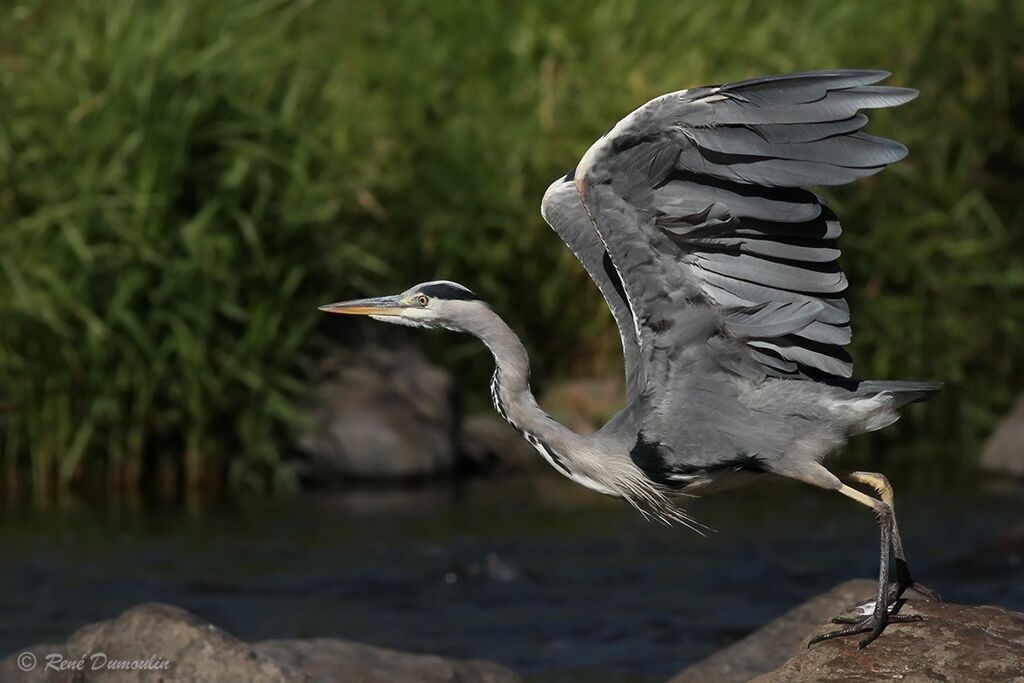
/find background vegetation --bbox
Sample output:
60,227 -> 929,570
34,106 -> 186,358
1,0 -> 1021,500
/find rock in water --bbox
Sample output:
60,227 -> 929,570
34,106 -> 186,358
0,603 -> 522,683
459,414 -> 546,472
257,639 -> 520,683
299,347 -> 458,480
671,579 -> 1024,683
759,600 -> 1024,682
980,392 -> 1024,480
669,580 -> 877,683
0,603 -> 299,683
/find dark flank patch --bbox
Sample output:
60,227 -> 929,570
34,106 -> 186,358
631,433 -> 765,488
419,283 -> 479,301
700,450 -> 767,475
629,433 -> 676,486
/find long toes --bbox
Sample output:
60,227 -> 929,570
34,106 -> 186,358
887,614 -> 923,624
856,609 -> 894,649
858,625 -> 885,649
831,599 -> 886,624
813,609 -> 924,648
891,581 -> 942,603
809,618 -> 873,647
831,615 -> 865,625
910,582 -> 942,601
855,613 -> 922,649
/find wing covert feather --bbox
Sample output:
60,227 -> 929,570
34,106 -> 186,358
541,177 -> 642,399
573,70 -> 916,403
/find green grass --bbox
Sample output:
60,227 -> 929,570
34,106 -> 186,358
1,0 -> 1021,499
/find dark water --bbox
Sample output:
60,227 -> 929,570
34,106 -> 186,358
2,474 -> 1022,682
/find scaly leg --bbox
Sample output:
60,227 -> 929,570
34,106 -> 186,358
769,462 -> 925,649
807,483 -> 922,648
847,472 -> 940,602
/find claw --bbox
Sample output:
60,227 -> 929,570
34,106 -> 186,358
910,582 -> 942,601
858,627 -> 883,649
858,614 -> 922,649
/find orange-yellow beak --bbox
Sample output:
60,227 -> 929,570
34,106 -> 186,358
318,295 -> 405,317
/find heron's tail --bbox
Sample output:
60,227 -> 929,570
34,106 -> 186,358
839,380 -> 941,434
854,380 -> 943,409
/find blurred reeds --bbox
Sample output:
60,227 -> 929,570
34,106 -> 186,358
1,0 -> 1021,500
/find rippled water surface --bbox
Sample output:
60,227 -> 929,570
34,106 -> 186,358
2,475 -> 1022,682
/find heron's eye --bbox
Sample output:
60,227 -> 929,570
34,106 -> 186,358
416,295 -> 430,306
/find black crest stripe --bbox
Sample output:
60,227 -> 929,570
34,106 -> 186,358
419,283 -> 479,301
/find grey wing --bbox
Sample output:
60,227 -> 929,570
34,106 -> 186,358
574,70 -> 916,468
541,174 -> 642,398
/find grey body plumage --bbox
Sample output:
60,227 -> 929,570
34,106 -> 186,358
321,70 -> 942,646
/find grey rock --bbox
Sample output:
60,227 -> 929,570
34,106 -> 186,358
0,603 -> 522,683
981,392 -> 1024,479
459,414 -> 544,472
299,348 -> 458,479
670,580 -> 1024,683
0,603 -> 302,683
669,579 -> 877,683
756,598 -> 1024,682
256,639 -> 520,683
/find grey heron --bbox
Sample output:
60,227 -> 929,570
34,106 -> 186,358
320,70 -> 941,648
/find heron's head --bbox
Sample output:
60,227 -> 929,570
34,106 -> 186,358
319,280 -> 487,332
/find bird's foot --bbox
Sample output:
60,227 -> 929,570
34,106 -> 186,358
892,560 -> 942,602
810,598 -> 922,649
828,597 -> 911,625
900,581 -> 941,602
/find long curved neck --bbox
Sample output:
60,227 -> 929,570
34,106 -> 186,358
464,308 -> 545,426
461,306 -> 658,502
460,307 -> 582,448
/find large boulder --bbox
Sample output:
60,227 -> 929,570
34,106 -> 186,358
980,392 -> 1024,479
298,348 -> 458,480
670,579 -> 1024,683
669,580 -> 877,683
257,639 -> 518,683
758,599 -> 1024,682
0,603 -> 522,683
0,603 -> 300,683
459,413 -> 546,472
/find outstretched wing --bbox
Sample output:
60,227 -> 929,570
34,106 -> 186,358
575,71 -> 915,394
541,173 -> 642,399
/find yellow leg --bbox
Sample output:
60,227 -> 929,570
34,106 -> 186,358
849,471 -> 893,506
848,472 -> 940,602
837,481 -> 883,510
807,483 -> 910,647
772,463 -> 936,647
